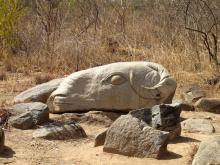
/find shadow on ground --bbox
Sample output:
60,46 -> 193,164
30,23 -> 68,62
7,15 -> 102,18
170,136 -> 200,144
0,146 -> 15,158
160,151 -> 182,160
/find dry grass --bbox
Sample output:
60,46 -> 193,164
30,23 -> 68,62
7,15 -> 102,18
0,71 -> 7,81
0,1 -> 219,89
34,73 -> 55,85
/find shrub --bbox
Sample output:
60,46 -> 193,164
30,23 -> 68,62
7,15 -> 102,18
0,0 -> 24,52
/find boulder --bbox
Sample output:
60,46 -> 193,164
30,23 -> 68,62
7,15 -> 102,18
181,118 -> 215,134
48,62 -> 176,113
0,128 -> 5,152
195,98 -> 220,113
130,104 -> 181,140
14,78 -> 64,103
9,112 -> 35,130
94,129 -> 107,147
103,115 -> 169,158
102,104 -> 182,158
181,85 -> 206,104
9,102 -> 49,129
192,136 -> 220,165
33,122 -> 87,140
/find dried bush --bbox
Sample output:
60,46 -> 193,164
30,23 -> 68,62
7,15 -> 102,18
34,73 -> 54,84
0,71 -> 7,81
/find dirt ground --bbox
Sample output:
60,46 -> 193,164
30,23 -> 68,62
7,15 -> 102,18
0,73 -> 220,165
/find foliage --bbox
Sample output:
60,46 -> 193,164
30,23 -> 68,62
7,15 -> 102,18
0,0 -> 24,50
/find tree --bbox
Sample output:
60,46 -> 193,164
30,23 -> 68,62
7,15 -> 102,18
0,0 -> 24,50
184,0 -> 219,70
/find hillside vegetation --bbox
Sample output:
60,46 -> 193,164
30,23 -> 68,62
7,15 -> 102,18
0,0 -> 220,87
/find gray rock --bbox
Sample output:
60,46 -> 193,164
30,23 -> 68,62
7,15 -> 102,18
9,102 -> 49,129
94,129 -> 107,147
181,85 -> 206,104
195,98 -> 220,113
33,122 -> 87,140
9,112 -> 35,129
130,104 -> 182,140
14,78 -> 64,103
103,114 -> 169,158
0,128 -> 5,152
192,136 -> 220,165
181,118 -> 215,134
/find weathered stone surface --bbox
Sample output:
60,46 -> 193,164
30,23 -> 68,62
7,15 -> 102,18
94,129 -> 107,147
102,104 -> 181,158
0,128 -> 5,152
181,85 -> 206,104
103,114 -> 169,158
9,112 -> 35,130
33,122 -> 87,140
181,118 -> 215,134
48,62 -> 176,113
9,102 -> 49,129
195,98 -> 220,113
14,78 -> 64,103
192,136 -> 220,165
129,104 -> 181,140
11,102 -> 49,125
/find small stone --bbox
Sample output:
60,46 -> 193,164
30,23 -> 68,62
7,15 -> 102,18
33,122 -> 87,140
9,112 -> 35,130
10,102 -> 49,126
181,85 -> 206,104
195,98 -> 220,113
181,118 -> 215,134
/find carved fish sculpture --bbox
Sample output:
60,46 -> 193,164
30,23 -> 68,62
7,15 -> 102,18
48,62 -> 176,113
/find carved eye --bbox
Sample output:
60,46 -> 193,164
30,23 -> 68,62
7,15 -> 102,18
110,75 -> 127,85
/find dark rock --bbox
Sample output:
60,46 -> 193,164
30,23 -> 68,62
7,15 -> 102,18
130,104 -> 182,140
192,136 -> 220,165
94,129 -> 107,147
9,112 -> 35,130
103,114 -> 169,158
181,118 -> 215,134
11,102 -> 49,125
195,98 -> 220,113
0,128 -> 5,152
33,122 -> 87,140
181,85 -> 206,104
103,104 -> 182,158
9,102 -> 49,129
14,78 -> 64,103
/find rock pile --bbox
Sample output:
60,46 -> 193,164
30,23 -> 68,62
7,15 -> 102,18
95,104 -> 182,158
9,102 -> 49,129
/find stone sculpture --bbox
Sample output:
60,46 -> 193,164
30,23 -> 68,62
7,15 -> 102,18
48,62 -> 176,113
